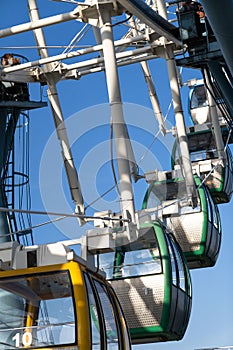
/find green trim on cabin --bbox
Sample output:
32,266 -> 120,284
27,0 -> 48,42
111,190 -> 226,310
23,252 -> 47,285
187,176 -> 207,259
113,221 -> 175,339
130,325 -> 179,342
171,129 -> 233,204
142,177 -> 184,210
143,222 -> 171,332
142,176 -> 212,261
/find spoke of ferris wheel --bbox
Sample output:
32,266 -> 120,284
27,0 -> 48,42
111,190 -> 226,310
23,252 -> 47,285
98,7 -> 136,222
1,34 -> 147,75
27,0 -> 85,218
156,0 -> 196,206
0,7 -> 81,39
117,0 -> 181,45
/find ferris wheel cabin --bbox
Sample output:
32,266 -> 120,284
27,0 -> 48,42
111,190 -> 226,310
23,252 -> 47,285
142,175 -> 222,269
188,83 -> 226,126
98,222 -> 192,344
172,126 -> 233,204
0,242 -> 131,350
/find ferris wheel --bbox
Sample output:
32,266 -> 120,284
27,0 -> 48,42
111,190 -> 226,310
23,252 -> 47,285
0,0 -> 232,349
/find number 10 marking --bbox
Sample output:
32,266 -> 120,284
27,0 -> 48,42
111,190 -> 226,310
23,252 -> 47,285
12,332 -> 32,347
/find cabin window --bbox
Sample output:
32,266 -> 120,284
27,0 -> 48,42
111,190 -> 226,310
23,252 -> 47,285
146,187 -> 161,208
84,273 -> 101,349
171,239 -> 186,292
109,287 -> 131,349
118,247 -> 162,278
166,235 -> 178,286
227,147 -> 233,171
146,180 -> 187,208
98,236 -> 162,280
204,186 -> 219,229
190,148 -> 218,162
0,271 -> 75,349
205,186 -> 213,221
166,235 -> 187,292
93,280 -> 119,349
190,85 -> 208,109
97,252 -> 116,280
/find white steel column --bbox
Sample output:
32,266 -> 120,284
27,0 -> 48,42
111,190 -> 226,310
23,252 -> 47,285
98,7 -> 135,222
157,0 -> 196,205
93,25 -> 139,183
28,0 -> 85,216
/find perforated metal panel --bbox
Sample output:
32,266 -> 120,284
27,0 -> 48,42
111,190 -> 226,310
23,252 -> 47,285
167,212 -> 203,253
111,275 -> 164,329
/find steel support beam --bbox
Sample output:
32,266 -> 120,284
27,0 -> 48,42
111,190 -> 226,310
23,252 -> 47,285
157,0 -> 196,205
28,0 -> 85,218
99,7 -> 136,222
117,0 -> 181,45
0,9 -> 79,39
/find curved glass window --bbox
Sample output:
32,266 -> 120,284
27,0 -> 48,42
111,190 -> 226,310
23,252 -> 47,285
145,179 -> 200,215
204,185 -> 212,221
84,273 -> 101,350
209,196 -> 218,229
84,274 -> 125,349
146,180 -> 187,209
110,289 -> 131,350
171,239 -> 186,292
146,188 -> 161,209
97,252 -> 116,280
0,271 -> 75,349
226,146 -> 233,171
165,235 -> 187,292
98,238 -> 162,280
203,186 -> 219,229
190,85 -> 208,109
166,236 -> 177,287
93,280 -> 119,350
121,248 -> 162,278
190,148 -> 218,162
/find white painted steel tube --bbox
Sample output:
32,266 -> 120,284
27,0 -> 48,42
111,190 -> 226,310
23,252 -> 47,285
28,0 -> 84,216
99,8 -> 135,222
1,34 -> 147,74
157,0 -> 195,205
66,46 -> 152,71
92,20 -> 139,183
117,0 -> 181,45
78,54 -> 156,76
0,9 -> 79,39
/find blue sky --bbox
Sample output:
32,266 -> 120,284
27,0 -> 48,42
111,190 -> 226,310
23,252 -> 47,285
0,1 -> 233,349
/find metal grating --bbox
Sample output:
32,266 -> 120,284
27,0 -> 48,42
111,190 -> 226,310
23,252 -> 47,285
111,275 -> 164,329
167,211 -> 203,252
